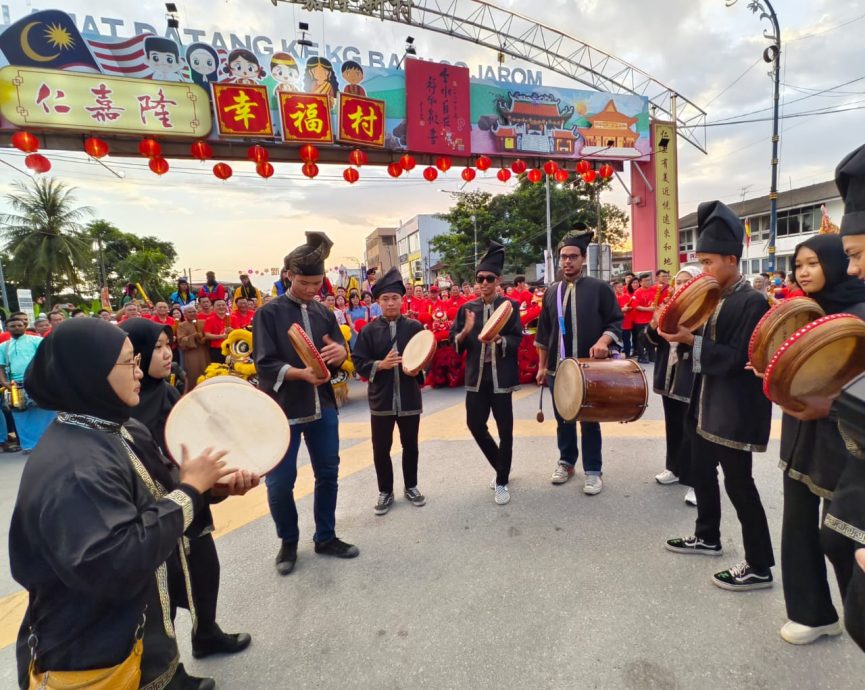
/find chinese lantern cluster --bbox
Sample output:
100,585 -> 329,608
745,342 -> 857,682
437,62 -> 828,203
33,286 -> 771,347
11,131 -> 51,174
84,136 -> 109,159
300,144 -> 319,179
138,138 -> 169,176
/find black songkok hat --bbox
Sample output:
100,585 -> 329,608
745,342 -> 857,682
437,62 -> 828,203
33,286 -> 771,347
284,231 -> 333,275
695,200 -> 744,258
836,144 -> 865,236
372,267 -> 406,299
476,240 -> 505,276
559,222 -> 594,255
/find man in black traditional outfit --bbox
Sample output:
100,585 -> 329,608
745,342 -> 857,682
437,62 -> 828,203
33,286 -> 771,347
254,232 -> 358,576
662,201 -> 775,591
534,225 -> 623,496
450,240 -> 522,505
352,267 -> 427,515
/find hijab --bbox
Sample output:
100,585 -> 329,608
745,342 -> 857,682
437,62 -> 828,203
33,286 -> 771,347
119,318 -> 177,447
24,318 -> 131,423
794,234 -> 865,314
667,265 -> 704,367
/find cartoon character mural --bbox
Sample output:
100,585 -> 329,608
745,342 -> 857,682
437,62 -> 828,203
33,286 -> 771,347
270,52 -> 300,94
304,56 -> 339,109
144,36 -> 187,82
222,48 -> 265,84
186,42 -> 221,87
340,60 -> 366,96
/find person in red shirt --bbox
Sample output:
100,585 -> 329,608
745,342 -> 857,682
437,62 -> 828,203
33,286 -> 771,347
654,269 -> 671,305
631,273 -> 656,363
513,275 -> 533,306
402,284 -> 431,325
203,299 -> 232,363
614,280 -> 635,358
231,297 -> 254,329
116,302 -> 141,323
150,301 -> 175,328
198,271 -> 228,304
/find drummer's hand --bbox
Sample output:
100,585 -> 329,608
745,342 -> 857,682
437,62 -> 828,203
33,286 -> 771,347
782,395 -> 836,421
223,470 -> 260,496
462,310 -> 476,334
492,335 -> 503,345
378,349 -> 402,370
744,362 -> 765,380
659,324 -> 695,346
856,548 -> 865,574
320,334 -> 347,366
589,339 -> 610,359
535,368 -> 547,386
179,445 -> 235,494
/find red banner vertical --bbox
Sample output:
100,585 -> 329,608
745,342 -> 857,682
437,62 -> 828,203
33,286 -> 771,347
405,59 -> 471,156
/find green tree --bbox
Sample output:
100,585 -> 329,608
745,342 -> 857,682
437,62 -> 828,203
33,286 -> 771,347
0,178 -> 92,307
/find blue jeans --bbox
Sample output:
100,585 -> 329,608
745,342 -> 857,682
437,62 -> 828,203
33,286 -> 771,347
265,407 -> 340,543
547,374 -> 602,475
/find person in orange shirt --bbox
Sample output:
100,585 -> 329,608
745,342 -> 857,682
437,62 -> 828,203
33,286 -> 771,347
203,299 -> 232,363
231,298 -> 255,329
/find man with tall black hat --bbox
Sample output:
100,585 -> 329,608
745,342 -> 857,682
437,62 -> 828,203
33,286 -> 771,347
254,232 -> 358,575
662,201 -> 775,591
352,267 -> 427,516
450,240 -> 523,505
535,224 -> 623,496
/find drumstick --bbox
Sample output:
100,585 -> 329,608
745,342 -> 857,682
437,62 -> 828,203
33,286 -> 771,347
536,384 -> 545,423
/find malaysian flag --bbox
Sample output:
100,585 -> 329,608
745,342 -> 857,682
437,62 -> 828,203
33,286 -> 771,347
87,33 -> 151,77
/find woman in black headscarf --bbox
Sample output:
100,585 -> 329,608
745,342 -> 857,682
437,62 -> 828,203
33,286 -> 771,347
10,319 -> 234,689
120,318 -> 256,659
775,233 -> 865,646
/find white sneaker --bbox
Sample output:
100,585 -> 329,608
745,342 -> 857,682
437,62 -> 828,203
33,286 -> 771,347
684,488 -> 697,506
655,470 -> 679,485
583,475 -> 603,495
551,463 -> 575,484
494,485 -> 510,505
780,620 -> 842,645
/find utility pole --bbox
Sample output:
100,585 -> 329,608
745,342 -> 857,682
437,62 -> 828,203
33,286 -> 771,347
470,214 -> 478,268
595,185 -> 603,280
545,174 -> 553,285
0,256 -> 9,311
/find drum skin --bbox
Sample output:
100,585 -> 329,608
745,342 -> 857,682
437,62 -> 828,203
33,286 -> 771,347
553,358 -> 648,423
748,297 -> 825,374
401,330 -> 436,376
479,301 -> 513,342
287,323 -> 330,379
658,274 -> 721,335
763,313 -> 865,410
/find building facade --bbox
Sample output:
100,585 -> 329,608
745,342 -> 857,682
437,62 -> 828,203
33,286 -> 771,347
364,227 -> 398,274
396,215 -> 450,286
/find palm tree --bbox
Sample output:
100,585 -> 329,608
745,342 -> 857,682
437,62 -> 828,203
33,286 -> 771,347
0,177 -> 92,307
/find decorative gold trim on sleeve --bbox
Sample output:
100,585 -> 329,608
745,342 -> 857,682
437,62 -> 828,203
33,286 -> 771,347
165,489 -> 194,531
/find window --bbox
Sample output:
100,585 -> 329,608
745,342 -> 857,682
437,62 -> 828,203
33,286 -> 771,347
751,259 -> 760,274
679,228 -> 695,251
408,232 -> 420,254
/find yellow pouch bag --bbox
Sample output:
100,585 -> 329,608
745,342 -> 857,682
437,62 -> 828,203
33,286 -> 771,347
28,638 -> 142,690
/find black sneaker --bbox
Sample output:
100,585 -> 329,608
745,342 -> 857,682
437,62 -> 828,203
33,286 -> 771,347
172,663 -> 216,690
374,492 -> 394,515
314,537 -> 359,559
712,561 -> 773,591
665,536 -> 723,556
404,487 -> 426,507
192,625 -> 252,659
275,540 -> 298,576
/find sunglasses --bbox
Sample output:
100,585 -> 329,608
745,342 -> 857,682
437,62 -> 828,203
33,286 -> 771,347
476,275 -> 497,284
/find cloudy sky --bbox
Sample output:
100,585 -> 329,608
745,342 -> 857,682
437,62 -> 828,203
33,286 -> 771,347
1,0 -> 861,290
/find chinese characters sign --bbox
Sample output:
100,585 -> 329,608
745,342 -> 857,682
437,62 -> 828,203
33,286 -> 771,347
653,122 -> 680,273
338,93 -> 385,147
405,59 -> 471,156
0,66 -> 210,136
278,92 -> 333,143
212,84 -> 273,138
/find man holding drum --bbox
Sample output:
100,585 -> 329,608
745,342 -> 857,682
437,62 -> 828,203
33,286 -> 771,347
661,201 -> 775,591
450,241 -> 523,505
535,225 -> 623,496
352,267 -> 427,516
254,232 -> 358,576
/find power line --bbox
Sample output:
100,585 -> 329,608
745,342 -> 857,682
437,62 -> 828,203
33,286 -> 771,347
705,102 -> 865,127
787,12 -> 865,42
703,56 -> 762,108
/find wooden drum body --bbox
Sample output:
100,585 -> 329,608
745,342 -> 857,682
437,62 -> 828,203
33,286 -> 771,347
553,358 -> 648,423
401,330 -> 435,376
748,297 -> 825,374
658,273 -> 721,335
287,323 -> 329,379
479,300 -> 513,342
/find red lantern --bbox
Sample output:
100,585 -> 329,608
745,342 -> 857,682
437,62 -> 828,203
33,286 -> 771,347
213,162 -> 233,180
400,153 -> 416,171
11,131 -> 39,153
257,161 -> 274,179
247,145 -> 269,164
423,166 -> 438,182
191,141 -> 212,161
476,155 -> 492,172
83,137 -> 108,159
543,160 -> 559,176
149,157 -> 169,175
554,169 -> 569,184
138,138 -> 161,159
24,153 -> 50,174
497,168 -> 512,183
511,159 -> 527,175
299,144 -> 319,163
582,170 -> 597,184
302,162 -> 319,178
348,148 -> 368,167
461,167 -> 476,182
387,162 -> 403,178
435,156 -> 452,172
343,167 -> 359,184
527,168 -> 543,184
576,159 -> 591,175
599,163 -> 615,179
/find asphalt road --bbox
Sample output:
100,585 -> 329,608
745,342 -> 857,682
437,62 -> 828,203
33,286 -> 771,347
1,371 -> 863,689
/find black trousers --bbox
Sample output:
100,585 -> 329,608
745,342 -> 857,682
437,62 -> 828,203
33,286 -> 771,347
632,324 -> 654,361
210,349 -> 226,364
370,414 -> 420,493
845,558 -> 865,652
465,366 -> 513,486
782,474 -> 856,627
692,431 -> 775,571
169,533 -> 222,639
662,395 -> 692,485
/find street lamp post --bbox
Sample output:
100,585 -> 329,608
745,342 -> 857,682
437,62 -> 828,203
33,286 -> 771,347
727,0 -> 781,271
470,213 -> 478,267
545,175 -> 553,285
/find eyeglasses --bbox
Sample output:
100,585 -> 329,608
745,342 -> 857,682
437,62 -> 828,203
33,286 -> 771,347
559,253 -> 582,262
117,354 -> 142,369
476,275 -> 497,284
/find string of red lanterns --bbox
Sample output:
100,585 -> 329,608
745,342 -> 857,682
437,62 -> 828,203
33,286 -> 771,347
423,166 -> 438,182
191,141 -> 212,162
343,167 -> 359,184
11,131 -> 39,153
24,153 -> 51,174
149,157 -> 169,176
256,161 -> 274,179
247,145 -> 269,165
399,153 -> 416,171
138,138 -> 161,159
213,162 -> 233,181
83,137 -> 109,159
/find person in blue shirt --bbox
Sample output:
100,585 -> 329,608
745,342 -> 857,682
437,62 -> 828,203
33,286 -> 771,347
169,277 -> 197,307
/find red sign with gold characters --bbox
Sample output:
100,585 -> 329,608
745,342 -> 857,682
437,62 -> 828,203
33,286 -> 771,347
211,83 -> 273,138
278,92 -> 333,144
338,93 -> 386,148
